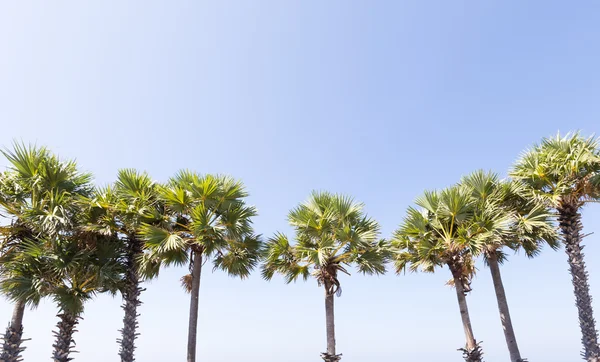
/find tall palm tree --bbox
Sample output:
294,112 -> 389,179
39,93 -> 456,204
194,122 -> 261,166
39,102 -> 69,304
0,143 -> 92,361
392,185 -> 509,362
139,171 -> 261,362
460,170 -> 558,362
86,169 -> 165,362
511,133 -> 600,361
261,191 -> 387,362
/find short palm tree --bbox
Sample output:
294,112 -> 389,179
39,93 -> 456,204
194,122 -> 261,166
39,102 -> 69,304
392,185 -> 508,362
139,171 -> 261,362
511,133 -> 600,361
0,143 -> 92,361
1,235 -> 123,362
0,221 -> 37,362
85,169 -> 165,362
461,170 -> 558,362
261,191 -> 387,362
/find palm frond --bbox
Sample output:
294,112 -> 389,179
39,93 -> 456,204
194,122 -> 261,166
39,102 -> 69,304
511,132 -> 600,205
266,192 -> 382,290
212,235 -> 262,279
139,224 -> 187,254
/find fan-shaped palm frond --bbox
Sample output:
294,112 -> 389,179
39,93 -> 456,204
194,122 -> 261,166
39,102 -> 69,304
511,132 -> 600,206
264,191 -> 385,290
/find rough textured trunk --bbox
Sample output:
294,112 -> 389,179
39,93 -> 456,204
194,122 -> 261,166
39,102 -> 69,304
1,300 -> 26,362
488,251 -> 523,362
320,282 -> 341,362
118,237 -> 143,362
325,285 -> 336,355
449,262 -> 483,362
187,251 -> 203,362
51,312 -> 79,362
558,201 -> 600,361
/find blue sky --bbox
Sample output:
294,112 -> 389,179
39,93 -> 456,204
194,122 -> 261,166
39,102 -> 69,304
1,1 -> 600,361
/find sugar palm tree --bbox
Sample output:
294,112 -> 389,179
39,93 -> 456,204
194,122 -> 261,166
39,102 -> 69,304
461,170 -> 558,362
85,169 -> 165,362
0,221 -> 37,362
1,234 -> 123,362
392,185 -> 510,362
0,143 -> 92,361
261,191 -> 387,362
511,133 -> 600,361
139,171 -> 261,362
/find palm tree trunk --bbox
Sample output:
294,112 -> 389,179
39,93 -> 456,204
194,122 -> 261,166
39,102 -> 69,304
325,288 -> 336,356
453,274 -> 477,349
320,282 -> 341,362
558,201 -> 600,361
187,250 -> 203,362
51,312 -> 79,362
1,300 -> 26,362
488,251 -> 523,362
449,263 -> 483,362
322,282 -> 339,361
118,237 -> 143,362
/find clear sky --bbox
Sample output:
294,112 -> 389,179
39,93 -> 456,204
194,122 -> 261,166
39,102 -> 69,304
1,1 -> 599,361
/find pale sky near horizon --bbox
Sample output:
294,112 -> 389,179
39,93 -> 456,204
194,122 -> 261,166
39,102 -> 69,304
1,1 -> 600,361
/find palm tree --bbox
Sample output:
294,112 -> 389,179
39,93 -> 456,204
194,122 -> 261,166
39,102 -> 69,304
0,143 -> 92,361
139,171 -> 261,362
392,185 -> 508,362
511,133 -> 600,361
85,169 -> 165,362
0,221 -> 37,362
1,234 -> 123,362
261,191 -> 387,362
460,170 -> 558,362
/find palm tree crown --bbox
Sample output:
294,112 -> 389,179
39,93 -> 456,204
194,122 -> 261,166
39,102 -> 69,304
510,132 -> 600,206
140,171 -> 261,280
460,170 -> 558,259
262,191 -> 386,293
0,143 -> 93,236
394,186 -> 490,280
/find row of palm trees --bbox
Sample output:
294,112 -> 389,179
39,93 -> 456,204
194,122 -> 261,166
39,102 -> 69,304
0,132 -> 599,362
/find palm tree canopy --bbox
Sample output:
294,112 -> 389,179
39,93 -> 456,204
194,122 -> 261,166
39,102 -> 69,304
1,235 -> 123,315
510,132 -> 600,206
261,191 -> 387,296
0,142 -> 93,236
139,171 -> 261,285
85,169 -> 166,236
392,185 -> 512,290
0,143 -> 97,308
0,143 -> 93,242
460,170 -> 559,261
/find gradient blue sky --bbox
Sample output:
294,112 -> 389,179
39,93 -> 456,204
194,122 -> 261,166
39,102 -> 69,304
1,1 -> 600,361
